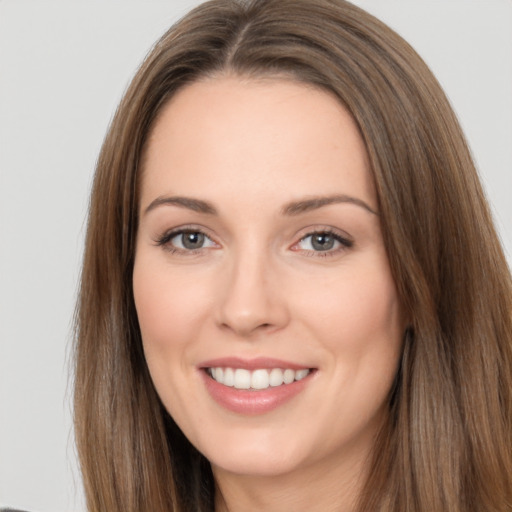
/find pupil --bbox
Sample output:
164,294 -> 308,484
182,232 -> 204,249
312,234 -> 334,251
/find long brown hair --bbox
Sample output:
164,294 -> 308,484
74,1 -> 512,510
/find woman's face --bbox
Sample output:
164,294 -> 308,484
133,77 -> 403,480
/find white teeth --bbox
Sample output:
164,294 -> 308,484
251,369 -> 269,390
234,369 -> 251,389
269,368 -> 284,387
213,367 -> 224,382
295,369 -> 309,381
223,367 -> 235,387
208,367 -> 311,390
283,369 -> 295,384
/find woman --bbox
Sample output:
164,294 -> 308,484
74,0 -> 512,511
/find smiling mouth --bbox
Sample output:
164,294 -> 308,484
206,367 -> 312,390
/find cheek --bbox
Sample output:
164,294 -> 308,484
133,251 -> 210,338
132,256 -> 215,424
132,257 -> 213,361
292,264 -> 402,439
294,264 -> 401,346
290,255 -> 403,414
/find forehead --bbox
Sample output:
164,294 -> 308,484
140,76 -> 375,212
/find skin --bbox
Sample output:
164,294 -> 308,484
133,76 -> 404,512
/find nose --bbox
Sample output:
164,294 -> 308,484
215,250 -> 289,337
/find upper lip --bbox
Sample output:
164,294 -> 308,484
199,357 -> 312,371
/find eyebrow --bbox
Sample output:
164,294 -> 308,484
144,196 -> 217,216
143,193 -> 378,217
282,195 -> 378,216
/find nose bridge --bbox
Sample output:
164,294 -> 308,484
217,242 -> 287,336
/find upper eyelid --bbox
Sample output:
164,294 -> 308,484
299,231 -> 352,243
154,225 -> 216,243
295,225 -> 353,242
293,232 -> 353,251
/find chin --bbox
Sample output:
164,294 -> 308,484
209,448 -> 304,477
195,427 -> 308,477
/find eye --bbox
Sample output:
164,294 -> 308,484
171,231 -> 214,250
156,228 -> 217,253
294,230 -> 353,255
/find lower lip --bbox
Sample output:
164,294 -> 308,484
201,370 -> 313,415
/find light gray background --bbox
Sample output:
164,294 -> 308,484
1,1 -> 511,511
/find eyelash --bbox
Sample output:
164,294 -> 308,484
293,229 -> 353,258
154,227 -> 353,257
154,226 -> 217,255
